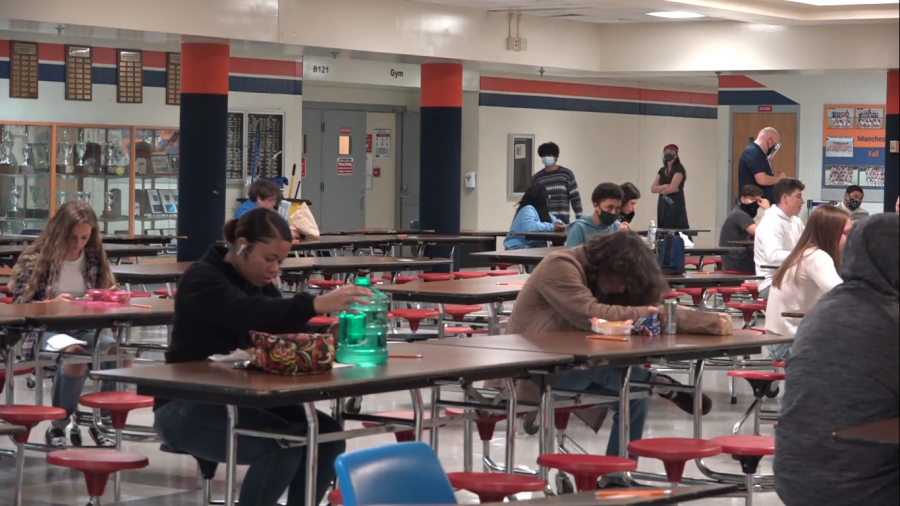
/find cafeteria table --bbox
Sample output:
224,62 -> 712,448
319,228 -> 434,235
0,244 -> 162,267
833,418 -> 899,447
473,247 -> 745,267
95,342 -> 573,506
781,311 -> 806,318
478,484 -> 740,505
727,240 -> 755,247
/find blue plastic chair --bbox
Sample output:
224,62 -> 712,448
334,442 -> 457,506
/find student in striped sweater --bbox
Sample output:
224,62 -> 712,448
532,142 -> 583,224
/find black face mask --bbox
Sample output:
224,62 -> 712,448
663,154 -> 676,164
599,210 -> 619,227
847,197 -> 862,211
740,201 -> 760,219
620,211 -> 636,224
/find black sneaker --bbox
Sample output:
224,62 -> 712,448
657,374 -> 713,416
89,427 -> 117,447
45,427 -> 68,448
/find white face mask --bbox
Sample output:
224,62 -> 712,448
541,156 -> 556,167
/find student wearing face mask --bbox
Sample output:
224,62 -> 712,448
739,127 -> 787,203
532,142 -> 583,225
618,182 -> 641,230
835,185 -> 870,222
650,144 -> 690,229
565,183 -> 623,248
719,185 -> 770,274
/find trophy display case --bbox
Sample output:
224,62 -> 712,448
0,121 -> 180,237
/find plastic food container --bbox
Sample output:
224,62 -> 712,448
86,289 -> 108,301
102,291 -> 133,304
590,318 -> 633,336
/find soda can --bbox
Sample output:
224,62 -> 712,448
662,300 -> 678,335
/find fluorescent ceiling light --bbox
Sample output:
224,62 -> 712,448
786,1 -> 898,6
647,11 -> 706,19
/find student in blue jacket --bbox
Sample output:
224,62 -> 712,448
503,185 -> 566,250
565,183 -> 624,248
234,180 -> 282,219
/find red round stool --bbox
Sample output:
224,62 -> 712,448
627,438 -> 722,483
309,316 -> 339,326
154,288 -> 176,297
0,405 -> 67,505
728,371 -> 785,435
360,411 -> 444,443
664,291 -> 685,301
131,291 -> 153,298
726,302 -> 767,328
454,271 -> 489,280
443,304 -> 483,321
712,436 -> 775,505
742,283 -> 760,301
419,273 -> 456,282
0,367 -> 34,394
382,275 -> 419,285
0,285 -> 9,295
686,258 -> 720,270
710,286 -> 747,304
392,309 -> 439,332
327,489 -> 343,505
446,472 -> 546,503
490,263 -> 516,271
47,450 -> 149,504
444,327 -> 489,337
310,280 -> 345,291
537,454 -> 637,492
0,296 -> 12,304
680,288 -> 706,306
486,270 -> 518,277
773,361 -> 785,369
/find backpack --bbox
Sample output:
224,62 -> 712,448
658,233 -> 686,275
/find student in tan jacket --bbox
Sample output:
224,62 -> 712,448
509,232 -> 724,475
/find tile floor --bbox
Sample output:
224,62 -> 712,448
0,319 -> 784,506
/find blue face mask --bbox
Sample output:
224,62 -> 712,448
541,157 -> 556,167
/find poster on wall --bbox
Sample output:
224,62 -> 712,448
374,129 -> 391,158
822,105 -> 886,191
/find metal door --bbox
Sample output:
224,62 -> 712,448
398,112 -> 420,229
301,109 -> 323,223
320,110 -> 367,230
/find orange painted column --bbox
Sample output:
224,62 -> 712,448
178,43 -> 229,260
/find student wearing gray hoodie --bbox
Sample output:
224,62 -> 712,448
565,183 -> 623,248
775,213 -> 899,506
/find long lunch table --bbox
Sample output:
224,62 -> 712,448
426,331 -> 793,486
473,247 -> 745,267
477,485 -> 741,506
95,342 -> 574,506
0,243 -> 162,267
0,234 -> 178,245
290,234 -> 496,256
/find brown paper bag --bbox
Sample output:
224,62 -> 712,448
289,203 -> 320,240
675,306 -> 733,335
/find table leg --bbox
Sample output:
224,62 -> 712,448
693,359 -> 706,439
33,335 -> 43,407
166,283 -> 174,297
225,405 -> 239,506
539,380 -> 553,482
429,386 -> 441,453
302,402 -> 320,506
618,366 -> 633,458
410,388 -> 425,442
504,377 -> 517,475
4,345 -> 15,405
488,303 -> 499,336
463,390 -> 473,472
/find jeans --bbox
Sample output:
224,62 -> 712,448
41,330 -> 116,429
769,343 -> 792,362
154,401 -> 345,506
552,366 -> 652,458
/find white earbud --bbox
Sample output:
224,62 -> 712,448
237,244 -> 246,256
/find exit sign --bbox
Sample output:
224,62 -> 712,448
758,106 -> 773,112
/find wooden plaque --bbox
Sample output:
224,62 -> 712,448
10,41 -> 39,99
65,45 -> 92,101
117,49 -> 143,104
166,52 -> 181,106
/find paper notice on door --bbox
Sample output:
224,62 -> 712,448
337,157 -> 354,175
374,129 -> 391,158
366,153 -> 374,176
365,175 -> 373,190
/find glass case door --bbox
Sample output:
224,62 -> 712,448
0,123 -> 53,234
134,128 -> 179,236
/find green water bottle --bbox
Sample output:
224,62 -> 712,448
336,277 -> 389,367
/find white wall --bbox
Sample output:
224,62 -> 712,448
477,106 -> 719,246
303,84 -> 418,110
460,91 -> 480,231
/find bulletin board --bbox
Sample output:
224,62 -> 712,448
822,104 -> 886,201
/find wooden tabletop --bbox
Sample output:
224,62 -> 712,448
833,418 -> 899,446
101,234 -> 182,245
94,342 -> 572,408
280,256 -> 453,274
761,264 -> 779,270
379,275 -> 529,304
319,229 -> 434,235
423,332 -> 794,367
291,234 -> 496,251
727,240 -> 755,247
0,298 -> 174,331
113,262 -> 193,284
0,244 -> 162,259
473,247 -> 743,266
460,230 -> 509,238
475,484 -> 739,505
636,228 -> 711,236
781,311 -> 806,318
667,272 -> 763,288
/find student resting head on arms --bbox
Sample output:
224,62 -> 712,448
565,183 -> 623,248
154,208 -> 372,506
775,213 -> 898,506
765,205 -> 851,360
9,201 -> 120,448
619,182 -> 641,226
504,185 -> 566,250
234,179 -> 282,219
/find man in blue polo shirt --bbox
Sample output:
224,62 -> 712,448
738,127 -> 787,203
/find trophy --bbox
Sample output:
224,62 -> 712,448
20,131 -> 33,169
0,125 -> 12,171
102,191 -> 116,218
57,191 -> 68,205
8,186 -> 21,218
57,129 -> 72,169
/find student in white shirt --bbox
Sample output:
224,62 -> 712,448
765,205 -> 851,360
754,178 -> 807,299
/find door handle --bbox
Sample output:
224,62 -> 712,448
400,184 -> 409,197
360,188 -> 365,210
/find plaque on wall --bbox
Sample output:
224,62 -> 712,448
65,45 -> 92,101
10,41 -> 39,99
246,113 -> 284,179
117,49 -> 143,103
150,154 -> 171,174
226,112 -> 245,180
166,52 -> 181,106
168,154 -> 180,173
